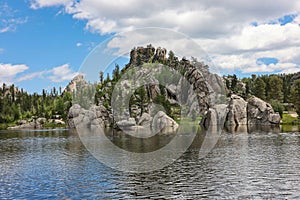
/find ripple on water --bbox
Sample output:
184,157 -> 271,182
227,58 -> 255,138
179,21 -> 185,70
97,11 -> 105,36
1,129 -> 300,199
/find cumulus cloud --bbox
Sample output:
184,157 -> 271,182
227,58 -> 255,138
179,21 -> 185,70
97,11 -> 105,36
33,0 -> 300,36
76,42 -> 82,47
30,0 -> 300,74
0,63 -> 29,84
14,64 -> 78,83
48,64 -> 79,82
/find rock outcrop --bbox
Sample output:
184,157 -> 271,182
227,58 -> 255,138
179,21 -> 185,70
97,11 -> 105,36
63,74 -> 88,94
225,95 -> 247,127
7,117 -> 65,130
137,113 -> 152,126
247,96 -> 281,125
116,118 -> 136,129
201,95 -> 281,128
67,104 -> 112,129
201,104 -> 228,129
151,111 -> 179,133
67,45 -> 227,134
291,71 -> 300,82
8,121 -> 40,130
153,47 -> 167,63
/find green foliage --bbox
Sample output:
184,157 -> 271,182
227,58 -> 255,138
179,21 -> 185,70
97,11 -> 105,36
231,74 -> 238,91
229,73 -> 300,117
291,79 -> 300,115
282,113 -> 300,125
130,86 -> 150,117
268,75 -> 283,102
253,77 -> 266,100
0,85 -> 72,124
112,64 -> 120,81
154,94 -> 172,117
270,100 -> 284,117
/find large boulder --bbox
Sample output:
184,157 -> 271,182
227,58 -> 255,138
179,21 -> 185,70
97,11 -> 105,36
116,118 -> 136,129
247,96 -> 281,125
137,113 -> 152,126
225,95 -> 248,127
67,104 -> 111,129
151,111 -> 179,133
67,104 -> 83,128
201,104 -> 228,129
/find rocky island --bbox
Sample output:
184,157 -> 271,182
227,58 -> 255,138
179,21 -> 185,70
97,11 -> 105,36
1,45 -> 300,131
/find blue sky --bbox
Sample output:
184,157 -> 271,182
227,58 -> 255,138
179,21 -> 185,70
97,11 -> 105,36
0,0 -> 300,93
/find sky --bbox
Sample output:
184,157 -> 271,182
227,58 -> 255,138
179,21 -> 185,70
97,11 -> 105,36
0,0 -> 300,93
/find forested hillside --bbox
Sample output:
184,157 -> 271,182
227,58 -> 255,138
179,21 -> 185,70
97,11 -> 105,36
0,84 -> 72,125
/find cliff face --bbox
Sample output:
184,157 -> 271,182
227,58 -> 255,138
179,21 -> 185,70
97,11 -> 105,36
124,45 -> 226,115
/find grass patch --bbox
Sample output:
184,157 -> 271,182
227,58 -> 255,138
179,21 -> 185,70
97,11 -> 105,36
0,123 -> 17,130
43,123 -> 66,129
281,113 -> 300,125
176,117 -> 202,125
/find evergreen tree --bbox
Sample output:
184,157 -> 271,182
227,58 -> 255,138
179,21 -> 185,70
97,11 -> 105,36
99,71 -> 104,83
268,75 -> 283,102
253,78 -> 266,100
291,79 -> 300,115
112,64 -> 120,81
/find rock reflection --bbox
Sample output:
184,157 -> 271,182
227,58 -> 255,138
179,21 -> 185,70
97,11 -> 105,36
224,124 -> 281,134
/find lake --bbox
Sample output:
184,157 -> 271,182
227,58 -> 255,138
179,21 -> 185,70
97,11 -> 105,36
1,126 -> 300,199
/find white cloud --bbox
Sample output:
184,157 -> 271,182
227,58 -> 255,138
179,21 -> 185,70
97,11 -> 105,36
17,71 -> 46,82
30,0 -> 300,74
0,63 -> 29,84
13,64 -> 78,83
48,64 -> 78,82
76,42 -> 82,47
279,67 -> 300,74
0,3 -> 28,33
30,0 -> 71,9
30,0 -> 300,36
0,27 -> 10,33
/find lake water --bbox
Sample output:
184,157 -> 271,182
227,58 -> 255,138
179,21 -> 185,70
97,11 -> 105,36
1,126 -> 300,199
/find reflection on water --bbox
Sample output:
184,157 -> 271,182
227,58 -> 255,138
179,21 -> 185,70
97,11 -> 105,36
1,126 -> 300,199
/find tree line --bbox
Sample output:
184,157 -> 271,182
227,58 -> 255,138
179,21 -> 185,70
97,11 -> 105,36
225,73 -> 300,116
0,83 -> 72,124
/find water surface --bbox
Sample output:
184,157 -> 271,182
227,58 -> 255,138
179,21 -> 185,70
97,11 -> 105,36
1,126 -> 300,199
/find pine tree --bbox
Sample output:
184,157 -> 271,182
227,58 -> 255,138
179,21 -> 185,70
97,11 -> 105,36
253,78 -> 266,100
268,75 -> 283,102
291,79 -> 300,115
